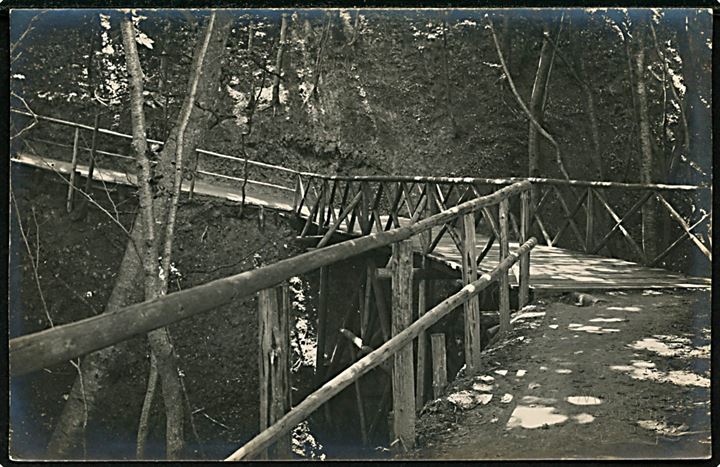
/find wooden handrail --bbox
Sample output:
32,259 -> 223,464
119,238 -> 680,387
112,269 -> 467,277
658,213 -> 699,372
225,237 -> 538,461
9,181 -> 530,376
11,108 -> 302,176
12,108 -> 709,192
299,173 -> 709,192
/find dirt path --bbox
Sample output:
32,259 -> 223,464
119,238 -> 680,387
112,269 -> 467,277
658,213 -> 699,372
410,289 -> 710,461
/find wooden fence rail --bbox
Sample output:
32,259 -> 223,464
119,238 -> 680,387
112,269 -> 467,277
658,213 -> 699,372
225,237 -> 538,461
296,174 -> 711,269
9,181 -> 531,376
13,108 -> 710,270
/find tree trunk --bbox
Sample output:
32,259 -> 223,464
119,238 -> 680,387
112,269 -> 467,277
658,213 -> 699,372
122,14 -> 186,459
675,9 -> 712,185
46,12 -> 234,459
528,23 -> 553,211
633,21 -> 657,262
578,61 -> 603,180
271,14 -> 288,111
46,220 -> 145,458
528,24 -> 553,180
620,24 -> 640,182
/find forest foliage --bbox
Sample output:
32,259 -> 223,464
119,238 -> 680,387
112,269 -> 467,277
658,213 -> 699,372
11,8 -> 712,186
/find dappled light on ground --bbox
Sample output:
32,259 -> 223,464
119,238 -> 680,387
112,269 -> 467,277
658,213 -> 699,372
610,364 -> 710,388
606,306 -> 642,312
628,335 -> 709,358
566,396 -> 603,406
506,405 -> 568,429
568,323 -> 621,334
572,413 -> 595,424
411,289 -> 710,460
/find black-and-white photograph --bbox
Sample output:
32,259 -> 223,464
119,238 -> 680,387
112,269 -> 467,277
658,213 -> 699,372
8,7 -> 712,461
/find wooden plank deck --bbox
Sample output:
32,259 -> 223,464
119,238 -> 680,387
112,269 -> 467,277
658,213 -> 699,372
421,233 -> 711,292
12,153 -> 298,213
15,153 -> 710,293
378,216 -> 710,292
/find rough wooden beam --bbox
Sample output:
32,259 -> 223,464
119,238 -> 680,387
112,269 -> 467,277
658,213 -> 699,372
462,212 -> 482,375
518,191 -> 531,308
225,238 -> 537,461
10,181 -> 531,376
314,266 -> 329,385
498,199 -> 511,336
258,287 -> 290,459
390,239 -> 415,450
430,333 -> 447,399
415,257 -> 428,412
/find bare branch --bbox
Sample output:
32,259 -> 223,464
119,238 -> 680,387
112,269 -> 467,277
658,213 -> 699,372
487,18 -> 570,180
10,187 -> 53,327
21,140 -> 136,246
10,91 -> 39,140
11,11 -> 47,60
161,12 -> 217,293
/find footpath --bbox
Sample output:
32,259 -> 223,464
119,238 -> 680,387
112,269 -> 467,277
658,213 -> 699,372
409,289 -> 711,460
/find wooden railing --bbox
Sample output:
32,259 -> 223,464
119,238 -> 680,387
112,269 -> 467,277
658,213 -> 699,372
12,108 -> 710,272
12,109 -> 709,459
11,109 -> 299,205
227,237 -> 537,460
293,173 -> 711,271
10,179 -> 535,458
9,181 -> 531,375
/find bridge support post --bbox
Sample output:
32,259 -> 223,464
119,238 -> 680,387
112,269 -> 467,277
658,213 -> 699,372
415,257 -> 428,412
498,199 -> 511,336
258,285 -> 291,459
585,187 -> 594,253
430,333 -> 447,398
315,266 -> 329,384
462,212 -> 482,375
415,184 -> 434,411
391,239 -> 415,450
518,190 -> 531,308
66,128 -> 80,213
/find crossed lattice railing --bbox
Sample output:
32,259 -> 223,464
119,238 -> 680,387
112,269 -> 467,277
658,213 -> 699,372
11,108 -> 711,273
293,172 -> 711,272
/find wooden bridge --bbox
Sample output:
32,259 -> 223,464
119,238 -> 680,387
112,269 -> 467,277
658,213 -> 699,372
9,110 -> 712,459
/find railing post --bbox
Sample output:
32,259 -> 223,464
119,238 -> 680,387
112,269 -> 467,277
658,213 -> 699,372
391,239 -> 415,450
188,150 -> 200,200
258,286 -> 291,459
66,127 -> 80,213
293,175 -> 301,214
83,111 -> 100,193
462,212 -> 482,375
518,190 -> 530,308
360,182 -> 372,235
415,184 -> 433,411
498,199 -> 511,336
317,179 -> 329,231
585,187 -> 594,253
430,333 -> 447,398
415,256 -> 427,412
314,266 -> 329,385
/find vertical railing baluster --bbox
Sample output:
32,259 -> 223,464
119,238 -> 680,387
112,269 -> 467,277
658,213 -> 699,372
519,190 -> 531,308
585,187 -> 594,253
66,127 -> 80,213
189,150 -> 201,200
462,212 -> 482,375
498,199 -> 511,336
